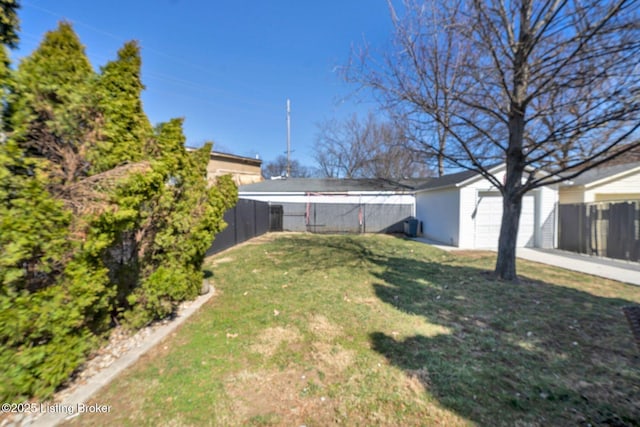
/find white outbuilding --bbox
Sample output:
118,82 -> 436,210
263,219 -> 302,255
239,178 -> 417,233
415,164 -> 559,249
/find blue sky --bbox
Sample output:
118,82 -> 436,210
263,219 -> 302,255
13,0 -> 394,168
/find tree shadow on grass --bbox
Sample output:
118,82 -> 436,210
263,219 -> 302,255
369,254 -> 640,426
263,234 -> 381,272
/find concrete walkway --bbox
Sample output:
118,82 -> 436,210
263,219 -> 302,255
516,248 -> 640,286
411,237 -> 640,286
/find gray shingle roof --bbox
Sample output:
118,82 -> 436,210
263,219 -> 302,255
566,161 -> 640,186
239,178 -> 426,193
414,169 -> 479,191
239,161 -> 640,194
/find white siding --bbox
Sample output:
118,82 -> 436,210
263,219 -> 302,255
536,186 -> 558,248
587,171 -> 640,202
560,169 -> 640,204
458,187 -> 479,248
415,188 -> 460,246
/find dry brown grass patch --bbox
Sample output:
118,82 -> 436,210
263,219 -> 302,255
250,326 -> 302,357
307,314 -> 343,340
225,368 -> 337,426
310,342 -> 355,374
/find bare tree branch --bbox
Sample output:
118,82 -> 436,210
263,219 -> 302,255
347,0 -> 640,280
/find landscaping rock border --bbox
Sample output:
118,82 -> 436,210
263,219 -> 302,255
0,286 -> 216,427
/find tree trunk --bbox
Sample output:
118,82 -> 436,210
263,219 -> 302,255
495,186 -> 523,281
495,112 -> 526,281
495,1 -> 531,281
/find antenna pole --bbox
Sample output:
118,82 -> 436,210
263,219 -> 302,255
286,99 -> 291,177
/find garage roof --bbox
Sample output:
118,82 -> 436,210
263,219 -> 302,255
414,164 -> 506,191
563,161 -> 640,187
239,178 -> 426,193
414,169 -> 478,191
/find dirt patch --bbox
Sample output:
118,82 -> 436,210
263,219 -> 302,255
308,314 -> 343,340
310,342 -> 355,374
250,326 -> 302,357
225,368 -> 338,426
228,332 -> 354,425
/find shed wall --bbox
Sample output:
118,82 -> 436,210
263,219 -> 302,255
415,188 -> 460,246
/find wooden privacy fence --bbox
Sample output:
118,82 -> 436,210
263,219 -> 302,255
558,200 -> 640,262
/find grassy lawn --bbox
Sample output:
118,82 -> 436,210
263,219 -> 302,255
66,233 -> 640,426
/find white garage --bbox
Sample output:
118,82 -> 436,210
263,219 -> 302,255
415,164 -> 558,249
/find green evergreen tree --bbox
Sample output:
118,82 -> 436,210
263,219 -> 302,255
0,0 -> 19,134
0,140 -> 111,400
0,10 -> 237,400
8,21 -> 97,185
0,20 -> 113,401
89,41 -> 151,173
124,119 -> 237,326
0,0 -> 19,49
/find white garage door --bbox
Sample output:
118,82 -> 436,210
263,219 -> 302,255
474,192 -> 535,248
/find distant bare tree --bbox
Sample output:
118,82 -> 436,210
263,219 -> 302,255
314,113 -> 432,179
262,155 -> 312,179
348,0 -> 640,280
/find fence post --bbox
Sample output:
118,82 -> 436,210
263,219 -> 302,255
253,200 -> 258,237
234,204 -> 239,247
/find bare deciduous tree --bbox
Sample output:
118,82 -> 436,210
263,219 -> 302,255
262,154 -> 312,179
314,112 -> 432,179
349,0 -> 640,280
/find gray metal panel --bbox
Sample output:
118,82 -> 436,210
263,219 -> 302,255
276,201 -> 413,234
308,203 -> 361,233
279,202 -> 308,232
364,204 -> 413,233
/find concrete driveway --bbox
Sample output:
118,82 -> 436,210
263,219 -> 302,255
412,237 -> 640,286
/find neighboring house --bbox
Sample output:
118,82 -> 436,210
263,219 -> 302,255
559,162 -> 640,204
414,164 -> 558,249
239,178 -> 418,233
186,147 -> 263,186
206,151 -> 263,186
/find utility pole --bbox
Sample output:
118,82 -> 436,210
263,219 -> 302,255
286,98 -> 291,177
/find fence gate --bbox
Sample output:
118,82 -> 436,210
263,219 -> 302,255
270,205 -> 283,232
